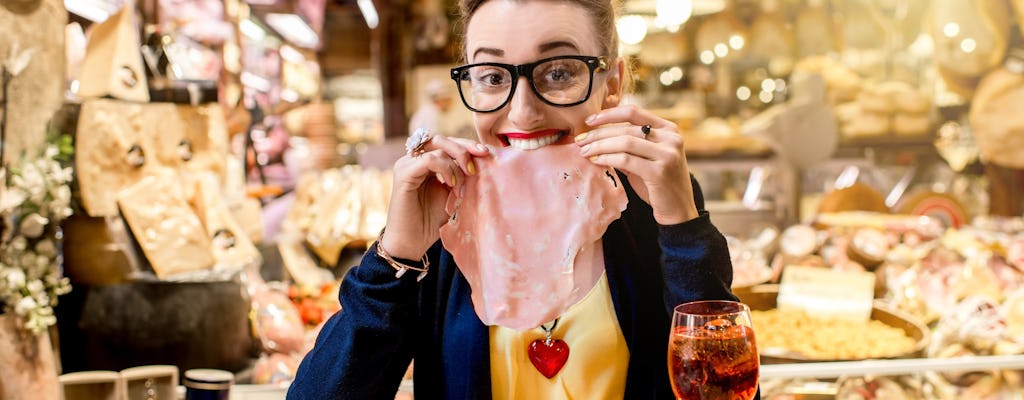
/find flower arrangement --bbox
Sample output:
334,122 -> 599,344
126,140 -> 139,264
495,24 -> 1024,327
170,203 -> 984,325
0,134 -> 74,335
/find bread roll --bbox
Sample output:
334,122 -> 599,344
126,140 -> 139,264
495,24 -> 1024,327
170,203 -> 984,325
892,114 -> 932,136
842,112 -> 889,138
857,87 -> 895,114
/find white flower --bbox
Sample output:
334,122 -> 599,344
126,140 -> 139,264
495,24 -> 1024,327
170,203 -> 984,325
54,185 -> 71,207
36,254 -> 50,270
19,252 -> 36,269
11,236 -> 27,251
19,213 -> 48,238
0,141 -> 75,336
26,280 -> 45,294
14,296 -> 36,316
0,186 -> 27,214
6,268 -> 26,288
43,146 -> 59,160
35,239 -> 56,258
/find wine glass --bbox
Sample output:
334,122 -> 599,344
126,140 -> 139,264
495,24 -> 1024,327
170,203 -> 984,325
668,300 -> 759,400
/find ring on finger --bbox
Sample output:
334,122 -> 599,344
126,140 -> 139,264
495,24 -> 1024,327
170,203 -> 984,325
406,128 -> 435,157
640,124 -> 652,140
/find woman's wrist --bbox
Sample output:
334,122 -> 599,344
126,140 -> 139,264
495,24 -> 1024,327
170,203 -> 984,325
379,230 -> 429,261
376,231 -> 430,281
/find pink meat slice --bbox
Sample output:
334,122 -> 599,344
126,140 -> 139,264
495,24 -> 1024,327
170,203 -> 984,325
439,144 -> 628,331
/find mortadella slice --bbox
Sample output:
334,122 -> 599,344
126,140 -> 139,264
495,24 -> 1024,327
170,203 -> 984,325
439,144 -> 628,331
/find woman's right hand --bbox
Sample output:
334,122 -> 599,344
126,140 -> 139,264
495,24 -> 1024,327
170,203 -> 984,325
379,135 -> 490,260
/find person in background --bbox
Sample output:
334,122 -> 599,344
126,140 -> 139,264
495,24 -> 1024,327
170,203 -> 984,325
289,0 -> 740,398
409,79 -> 474,140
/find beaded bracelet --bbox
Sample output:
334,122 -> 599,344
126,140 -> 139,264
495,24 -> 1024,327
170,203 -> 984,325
375,231 -> 430,282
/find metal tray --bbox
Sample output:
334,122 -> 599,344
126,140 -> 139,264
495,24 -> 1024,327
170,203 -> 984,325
735,284 -> 930,364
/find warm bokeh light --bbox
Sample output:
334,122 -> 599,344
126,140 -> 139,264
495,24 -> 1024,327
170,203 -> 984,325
617,15 -> 648,45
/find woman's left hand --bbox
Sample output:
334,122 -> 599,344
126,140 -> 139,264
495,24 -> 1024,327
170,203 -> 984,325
575,104 -> 699,225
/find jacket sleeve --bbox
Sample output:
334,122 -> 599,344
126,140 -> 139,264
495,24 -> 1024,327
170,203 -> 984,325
658,175 -> 737,312
287,242 -> 428,399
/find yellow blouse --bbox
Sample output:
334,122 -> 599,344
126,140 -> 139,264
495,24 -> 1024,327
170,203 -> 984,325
489,272 -> 629,399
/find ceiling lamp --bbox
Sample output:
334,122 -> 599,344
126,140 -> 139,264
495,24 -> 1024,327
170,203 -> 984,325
64,0 -> 123,23
617,15 -> 648,45
656,0 -> 692,30
265,13 -> 319,49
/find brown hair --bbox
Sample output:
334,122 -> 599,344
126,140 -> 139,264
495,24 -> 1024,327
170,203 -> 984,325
456,0 -> 620,61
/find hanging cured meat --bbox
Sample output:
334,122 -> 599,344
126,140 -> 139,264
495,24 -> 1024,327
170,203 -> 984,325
695,3 -> 748,64
748,0 -> 795,76
930,0 -> 1012,97
795,0 -> 838,57
838,0 -> 887,50
969,67 -> 1024,169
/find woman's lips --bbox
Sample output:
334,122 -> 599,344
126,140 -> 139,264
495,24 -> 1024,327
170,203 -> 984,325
498,129 -> 570,150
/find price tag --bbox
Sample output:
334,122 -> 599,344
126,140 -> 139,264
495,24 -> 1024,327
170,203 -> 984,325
777,265 -> 875,322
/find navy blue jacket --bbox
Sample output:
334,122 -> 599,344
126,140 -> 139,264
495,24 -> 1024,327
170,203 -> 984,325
289,176 -> 737,399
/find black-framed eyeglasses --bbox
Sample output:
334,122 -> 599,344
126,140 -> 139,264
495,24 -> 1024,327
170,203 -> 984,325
450,55 -> 608,113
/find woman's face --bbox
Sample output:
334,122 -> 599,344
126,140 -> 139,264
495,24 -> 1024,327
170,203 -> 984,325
464,0 -> 621,149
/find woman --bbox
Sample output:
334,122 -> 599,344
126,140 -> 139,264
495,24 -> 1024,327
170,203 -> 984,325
288,0 -> 737,398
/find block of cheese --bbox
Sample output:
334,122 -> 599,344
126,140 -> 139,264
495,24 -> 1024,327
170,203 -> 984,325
117,174 -> 215,277
175,104 -> 229,178
192,173 -> 261,269
77,1 -> 149,102
306,167 -> 365,266
76,100 -> 167,217
77,100 -> 228,216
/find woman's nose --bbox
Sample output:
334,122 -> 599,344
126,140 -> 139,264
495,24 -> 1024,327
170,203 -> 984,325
506,76 -> 544,128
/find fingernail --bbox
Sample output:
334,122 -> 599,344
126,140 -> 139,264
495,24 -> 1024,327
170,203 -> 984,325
574,133 -> 587,142
468,161 -> 476,175
585,114 -> 598,125
589,156 -> 599,162
452,174 -> 457,186
476,143 -> 488,152
580,144 -> 591,155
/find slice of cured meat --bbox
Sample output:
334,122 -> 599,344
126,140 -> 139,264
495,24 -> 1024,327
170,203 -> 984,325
439,144 -> 628,330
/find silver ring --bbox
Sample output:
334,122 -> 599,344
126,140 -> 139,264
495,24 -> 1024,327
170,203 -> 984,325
406,128 -> 434,157
640,125 -> 651,140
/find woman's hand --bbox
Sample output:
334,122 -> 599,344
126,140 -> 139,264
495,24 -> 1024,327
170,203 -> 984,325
575,105 -> 699,225
379,135 -> 490,260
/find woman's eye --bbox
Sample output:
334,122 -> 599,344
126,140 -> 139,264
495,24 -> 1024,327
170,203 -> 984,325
483,71 -> 509,86
547,68 -> 572,82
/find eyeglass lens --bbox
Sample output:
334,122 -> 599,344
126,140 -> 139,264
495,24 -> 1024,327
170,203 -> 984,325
456,58 -> 594,112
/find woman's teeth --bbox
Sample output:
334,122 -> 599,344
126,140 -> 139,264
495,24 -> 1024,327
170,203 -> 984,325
507,132 -> 564,150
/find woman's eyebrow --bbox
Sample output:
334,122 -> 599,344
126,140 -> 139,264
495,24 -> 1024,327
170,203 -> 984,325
472,47 -> 504,60
470,41 -> 579,61
538,41 -> 579,53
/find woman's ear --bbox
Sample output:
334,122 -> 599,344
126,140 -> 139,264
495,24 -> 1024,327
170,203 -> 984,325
601,59 -> 625,108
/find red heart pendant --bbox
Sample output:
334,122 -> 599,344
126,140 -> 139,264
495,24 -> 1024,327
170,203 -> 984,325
528,338 -> 570,378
